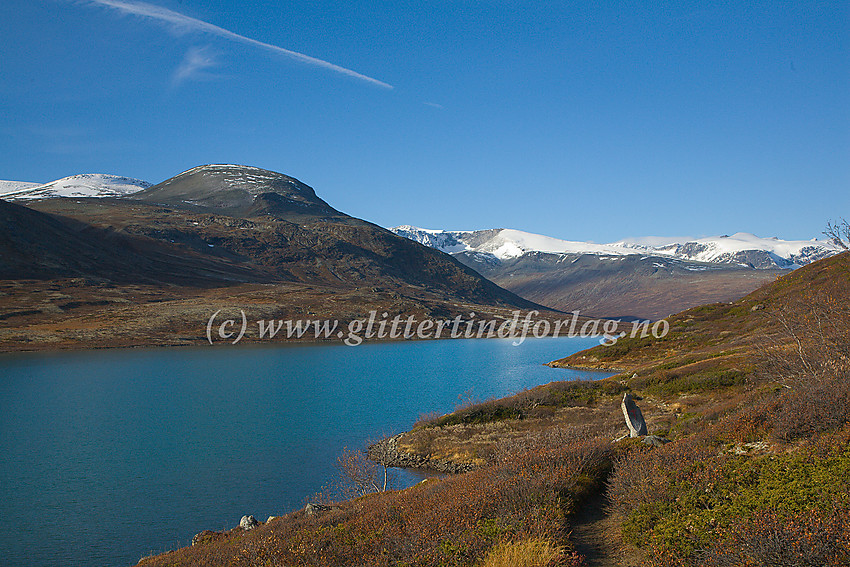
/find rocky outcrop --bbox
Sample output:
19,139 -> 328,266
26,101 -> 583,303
368,434 -> 475,474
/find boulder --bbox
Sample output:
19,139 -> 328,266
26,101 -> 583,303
621,393 -> 648,437
304,503 -> 323,516
304,503 -> 338,516
239,515 -> 259,530
642,435 -> 670,447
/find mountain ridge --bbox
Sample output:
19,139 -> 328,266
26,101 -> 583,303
131,164 -> 346,220
0,164 -> 548,351
3,171 -> 835,269
391,226 -> 828,319
392,226 -> 839,269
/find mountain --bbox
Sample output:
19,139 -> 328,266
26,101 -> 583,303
613,233 -> 836,267
391,227 -> 839,319
1,165 -> 545,351
0,174 -> 151,200
132,165 -> 342,220
462,252 -> 788,320
550,247 -> 850,374
122,165 -> 541,307
393,227 -> 838,268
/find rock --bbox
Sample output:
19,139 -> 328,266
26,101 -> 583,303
730,441 -> 770,455
266,516 -> 277,523
642,435 -> 670,447
239,515 -> 259,530
192,530 -> 225,545
304,503 -> 322,516
304,503 -> 338,516
621,393 -> 648,437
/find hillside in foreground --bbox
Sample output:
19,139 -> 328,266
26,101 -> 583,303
133,251 -> 850,566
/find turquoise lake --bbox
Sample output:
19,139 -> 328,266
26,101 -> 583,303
0,337 -> 613,566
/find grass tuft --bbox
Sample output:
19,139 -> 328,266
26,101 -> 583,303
481,538 -> 573,567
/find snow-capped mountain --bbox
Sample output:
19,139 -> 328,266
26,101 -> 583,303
391,226 -> 840,269
0,174 -> 152,200
614,233 -> 837,268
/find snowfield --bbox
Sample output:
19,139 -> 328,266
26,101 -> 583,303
0,180 -> 41,195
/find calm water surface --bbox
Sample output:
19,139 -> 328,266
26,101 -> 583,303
0,337 -> 612,567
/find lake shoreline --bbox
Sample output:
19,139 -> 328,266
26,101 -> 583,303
0,325 -> 621,356
1,336 -> 612,567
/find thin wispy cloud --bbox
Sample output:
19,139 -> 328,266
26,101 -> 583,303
423,101 -> 444,109
173,45 -> 220,85
78,0 -> 393,89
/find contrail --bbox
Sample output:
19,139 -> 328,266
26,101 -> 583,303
80,0 -> 393,89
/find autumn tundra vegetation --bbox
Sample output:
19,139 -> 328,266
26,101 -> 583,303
137,247 -> 850,567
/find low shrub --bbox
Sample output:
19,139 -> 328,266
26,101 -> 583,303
545,380 -> 627,407
773,377 -> 850,442
143,435 -> 614,567
635,365 -> 747,397
701,506 -> 850,567
417,380 -> 627,429
431,404 -> 524,427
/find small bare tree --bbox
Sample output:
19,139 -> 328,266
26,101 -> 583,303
823,217 -> 850,250
755,288 -> 850,441
337,446 -> 395,498
757,291 -> 850,385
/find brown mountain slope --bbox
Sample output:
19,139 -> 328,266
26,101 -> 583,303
0,199 -> 260,285
455,251 -> 786,320
0,165 -> 548,351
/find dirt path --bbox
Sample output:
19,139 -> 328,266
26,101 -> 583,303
569,486 -> 642,567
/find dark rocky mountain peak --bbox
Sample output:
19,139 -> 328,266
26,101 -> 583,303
133,164 -> 342,220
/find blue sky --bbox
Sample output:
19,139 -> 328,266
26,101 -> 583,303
0,0 -> 847,242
